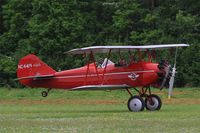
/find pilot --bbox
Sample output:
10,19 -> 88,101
97,58 -> 104,68
129,55 -> 136,64
119,58 -> 127,66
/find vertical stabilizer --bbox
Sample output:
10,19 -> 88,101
17,54 -> 56,86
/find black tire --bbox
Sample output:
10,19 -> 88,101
41,91 -> 48,97
127,96 -> 145,112
145,94 -> 162,111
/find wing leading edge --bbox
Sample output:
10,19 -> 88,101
66,44 -> 189,55
16,74 -> 55,80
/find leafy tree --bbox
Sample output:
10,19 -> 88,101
0,0 -> 199,87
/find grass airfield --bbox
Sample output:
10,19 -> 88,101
0,88 -> 200,133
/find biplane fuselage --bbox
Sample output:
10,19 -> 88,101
19,60 -> 159,89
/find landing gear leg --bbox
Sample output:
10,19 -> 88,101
41,88 -> 51,97
126,88 -> 133,97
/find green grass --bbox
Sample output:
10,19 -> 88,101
0,87 -> 200,133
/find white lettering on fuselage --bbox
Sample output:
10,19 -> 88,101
33,63 -> 41,67
18,63 -> 41,69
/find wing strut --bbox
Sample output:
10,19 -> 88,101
84,51 -> 99,85
168,47 -> 178,99
147,50 -> 152,62
84,53 -> 90,85
138,49 -> 142,61
90,51 -> 99,80
101,49 -> 111,84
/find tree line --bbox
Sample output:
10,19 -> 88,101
0,0 -> 199,87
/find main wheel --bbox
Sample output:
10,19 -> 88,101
41,91 -> 48,97
145,94 -> 162,111
127,96 -> 145,112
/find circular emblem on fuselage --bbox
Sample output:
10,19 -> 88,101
128,73 -> 139,80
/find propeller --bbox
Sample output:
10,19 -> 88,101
168,65 -> 176,99
158,48 -> 178,99
159,64 -> 171,89
168,47 -> 178,99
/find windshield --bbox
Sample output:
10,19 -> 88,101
101,58 -> 114,68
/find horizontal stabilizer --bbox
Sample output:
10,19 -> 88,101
17,74 -> 55,80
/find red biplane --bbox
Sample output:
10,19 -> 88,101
17,44 -> 189,112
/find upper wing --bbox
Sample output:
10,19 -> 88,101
16,74 -> 55,80
66,44 -> 189,55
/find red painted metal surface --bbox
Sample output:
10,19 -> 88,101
17,54 -> 160,90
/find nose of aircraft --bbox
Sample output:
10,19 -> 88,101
157,60 -> 172,89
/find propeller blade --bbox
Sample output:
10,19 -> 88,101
160,65 -> 171,90
168,66 -> 176,99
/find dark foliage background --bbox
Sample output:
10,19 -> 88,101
0,0 -> 199,87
